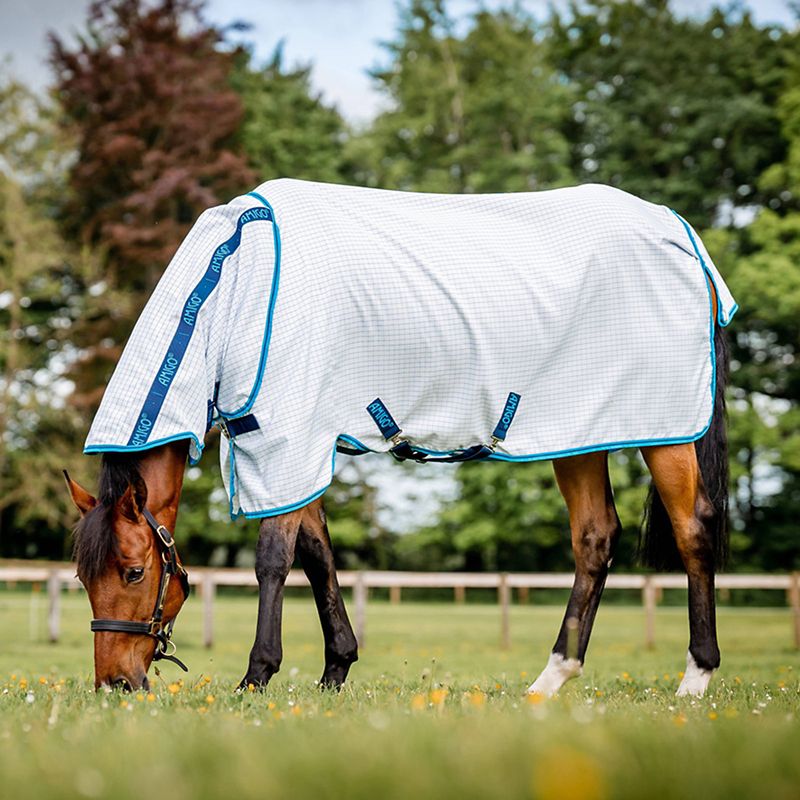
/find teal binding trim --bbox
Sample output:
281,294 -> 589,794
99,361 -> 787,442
215,191 -> 282,418
84,432 -> 205,465
670,210 -> 738,327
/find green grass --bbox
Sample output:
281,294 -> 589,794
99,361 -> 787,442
1,590 -> 799,799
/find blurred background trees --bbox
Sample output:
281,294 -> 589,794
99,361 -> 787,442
0,0 -> 798,572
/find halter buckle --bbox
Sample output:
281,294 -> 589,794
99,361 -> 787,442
155,525 -> 174,548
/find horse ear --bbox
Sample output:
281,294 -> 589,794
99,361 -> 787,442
63,470 -> 97,517
119,476 -> 148,522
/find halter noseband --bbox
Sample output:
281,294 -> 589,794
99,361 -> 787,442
90,508 -> 190,672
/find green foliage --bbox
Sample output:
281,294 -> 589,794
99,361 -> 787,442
550,0 -> 788,227
232,45 -> 352,184
2,0 -> 800,572
359,1 -> 574,192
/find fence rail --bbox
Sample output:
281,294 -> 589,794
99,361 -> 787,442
1,562 -> 798,651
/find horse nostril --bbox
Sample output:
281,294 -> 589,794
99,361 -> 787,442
112,677 -> 132,692
141,675 -> 150,692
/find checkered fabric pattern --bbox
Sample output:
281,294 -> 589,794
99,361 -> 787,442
85,179 -> 737,517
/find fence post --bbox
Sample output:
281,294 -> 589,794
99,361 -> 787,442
454,585 -> 466,604
202,571 -> 215,649
47,570 -> 61,643
790,571 -> 800,650
354,571 -> 367,648
499,572 -> 511,650
389,585 -> 401,605
643,576 -> 656,650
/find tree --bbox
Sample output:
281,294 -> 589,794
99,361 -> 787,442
550,0 -> 788,227
232,45 -> 352,184
49,0 -> 254,411
359,1 -> 574,192
0,76 -> 90,556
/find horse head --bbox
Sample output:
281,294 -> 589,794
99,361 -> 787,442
64,445 -> 189,690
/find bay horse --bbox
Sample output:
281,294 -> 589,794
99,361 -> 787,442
66,181 -> 731,696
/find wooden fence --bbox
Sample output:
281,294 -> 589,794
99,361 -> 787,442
1,562 -> 798,651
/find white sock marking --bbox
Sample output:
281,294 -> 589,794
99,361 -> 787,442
676,651 -> 714,697
527,652 -> 582,697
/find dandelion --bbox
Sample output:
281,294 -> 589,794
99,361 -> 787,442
19,678 -> 27,690
135,693 -> 144,702
197,706 -> 208,715
120,700 -> 129,709
429,688 -> 448,707
533,746 -> 606,800
205,695 -> 215,705
291,705 -> 302,716
247,683 -> 255,693
39,676 -> 48,685
526,692 -> 545,706
146,693 -> 156,703
465,690 -> 486,708
267,701 -> 276,710
167,683 -> 181,695
621,672 -> 631,681
708,711 -> 718,720
673,713 -> 687,727
410,693 -> 427,711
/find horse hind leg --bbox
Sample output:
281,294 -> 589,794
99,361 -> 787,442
529,451 -> 622,696
642,443 -> 720,697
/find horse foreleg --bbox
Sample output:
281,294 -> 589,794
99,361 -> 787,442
239,511 -> 302,690
297,499 -> 358,689
642,444 -> 720,697
529,452 -> 621,696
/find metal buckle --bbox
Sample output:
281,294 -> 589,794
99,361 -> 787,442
155,525 -> 174,548
148,620 -> 164,636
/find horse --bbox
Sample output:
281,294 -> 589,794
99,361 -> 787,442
65,179 -> 734,695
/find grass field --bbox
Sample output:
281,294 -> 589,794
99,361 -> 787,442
1,589 -> 799,799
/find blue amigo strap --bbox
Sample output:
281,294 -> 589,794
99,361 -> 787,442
366,398 -> 402,440
128,206 -> 273,448
492,392 -> 521,442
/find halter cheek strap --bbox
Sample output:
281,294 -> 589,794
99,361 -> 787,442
89,508 -> 190,672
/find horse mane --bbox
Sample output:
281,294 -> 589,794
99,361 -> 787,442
72,453 -> 142,582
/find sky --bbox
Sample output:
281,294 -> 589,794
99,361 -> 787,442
0,0 -> 795,123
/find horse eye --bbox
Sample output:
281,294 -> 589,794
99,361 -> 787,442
125,567 -> 145,584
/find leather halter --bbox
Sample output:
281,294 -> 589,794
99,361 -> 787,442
90,508 -> 190,672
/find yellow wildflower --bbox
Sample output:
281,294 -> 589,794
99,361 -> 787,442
167,683 -> 180,694
708,711 -> 718,721
146,692 -> 156,703
39,676 -> 48,685
247,683 -> 255,692
533,746 -> 606,800
291,705 -> 302,716
410,693 -> 427,711
465,690 -> 486,708
526,692 -> 545,706
429,688 -> 448,707
267,701 -> 276,710
205,694 -> 215,705
135,693 -> 145,702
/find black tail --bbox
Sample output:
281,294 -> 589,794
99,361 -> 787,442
639,325 -> 730,570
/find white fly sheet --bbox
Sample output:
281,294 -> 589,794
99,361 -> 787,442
85,179 -> 737,517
